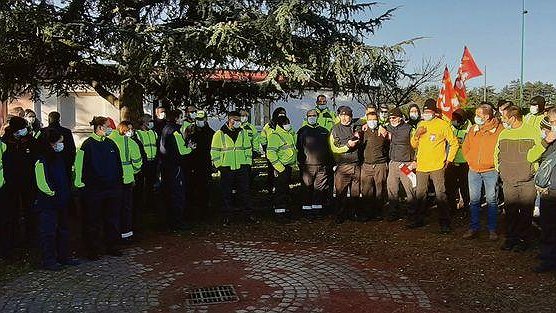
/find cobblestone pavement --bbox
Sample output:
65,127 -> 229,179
0,239 -> 432,312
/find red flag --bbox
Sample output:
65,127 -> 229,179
437,66 -> 460,120
454,46 -> 483,104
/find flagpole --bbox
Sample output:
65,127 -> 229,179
520,0 -> 527,106
483,66 -> 487,102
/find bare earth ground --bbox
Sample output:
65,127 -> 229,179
1,159 -> 555,312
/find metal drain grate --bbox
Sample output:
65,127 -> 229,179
185,285 -> 239,305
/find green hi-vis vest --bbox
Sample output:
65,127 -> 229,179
33,129 -> 41,139
302,107 -> 338,132
452,120 -> 471,164
34,159 -> 55,196
136,129 -> 158,161
173,130 -> 193,156
109,132 -> 142,184
0,141 -> 6,189
260,123 -> 296,147
267,126 -> 297,173
210,128 -> 252,170
242,122 -> 260,152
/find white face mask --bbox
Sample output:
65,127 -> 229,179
240,116 -> 248,123
409,112 -> 420,121
158,112 -> 166,120
503,121 -> 512,129
147,122 -> 154,129
552,125 -> 556,133
474,116 -> 485,125
104,127 -> 113,136
379,113 -> 388,121
25,117 -> 36,125
188,112 -> 196,120
307,116 -> 317,125
14,128 -> 28,138
233,120 -> 242,129
366,120 -> 378,129
176,117 -> 184,125
196,120 -> 206,127
422,113 -> 434,121
53,142 -> 64,152
125,130 -> 134,137
530,106 -> 539,115
282,124 -> 291,131
541,130 -> 548,140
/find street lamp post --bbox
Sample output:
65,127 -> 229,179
520,0 -> 527,106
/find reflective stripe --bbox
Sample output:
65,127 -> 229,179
302,205 -> 312,210
311,204 -> 323,209
274,208 -> 286,214
121,231 -> 133,239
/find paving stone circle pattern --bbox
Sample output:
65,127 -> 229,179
0,241 -> 431,312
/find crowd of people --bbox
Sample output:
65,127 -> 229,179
1,94 -> 556,274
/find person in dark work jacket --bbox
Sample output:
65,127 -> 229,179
329,105 -> 362,224
386,107 -> 416,221
159,109 -> 188,231
297,109 -> 333,216
1,116 -> 39,257
41,111 -> 76,181
534,109 -> 556,273
360,107 -> 390,221
35,128 -> 79,270
74,116 -> 123,260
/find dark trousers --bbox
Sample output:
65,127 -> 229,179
0,186 -> 12,258
503,181 -> 536,243
416,169 -> 450,227
121,183 -> 134,239
1,183 -> 37,254
190,168 -> 211,210
134,160 -> 157,211
83,186 -> 122,255
38,203 -> 69,267
301,165 -> 330,207
540,192 -> 556,266
220,165 -> 252,216
361,163 -> 388,215
161,165 -> 186,229
274,165 -> 293,213
445,163 -> 470,210
334,163 -> 361,219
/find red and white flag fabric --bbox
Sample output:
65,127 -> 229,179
454,46 -> 483,104
437,66 -> 460,120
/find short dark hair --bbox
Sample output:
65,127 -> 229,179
166,110 -> 182,122
227,110 -> 241,118
48,112 -> 61,124
316,95 -> 326,101
89,116 -> 108,131
43,127 -> 63,144
505,105 -> 522,121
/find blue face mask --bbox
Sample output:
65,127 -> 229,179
104,127 -> 113,136
14,128 -> 28,138
53,142 -> 64,153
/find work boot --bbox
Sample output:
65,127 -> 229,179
488,231 -> 499,241
462,229 -> 478,239
440,225 -> 452,235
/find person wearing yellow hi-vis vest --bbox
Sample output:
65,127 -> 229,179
302,95 -> 339,131
267,116 -> 297,218
135,114 -> 158,211
74,116 -> 123,259
109,121 -> 142,242
211,111 -> 254,226
34,128 -> 80,270
239,109 -> 261,155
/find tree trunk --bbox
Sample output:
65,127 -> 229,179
119,81 -> 144,124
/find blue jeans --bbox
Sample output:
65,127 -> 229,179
468,170 -> 499,231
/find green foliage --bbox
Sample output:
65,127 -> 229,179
0,0 -> 415,114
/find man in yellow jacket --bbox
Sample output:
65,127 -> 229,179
211,111 -> 254,225
267,115 -> 297,218
410,99 -> 459,233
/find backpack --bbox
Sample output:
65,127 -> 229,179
535,149 -> 556,190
